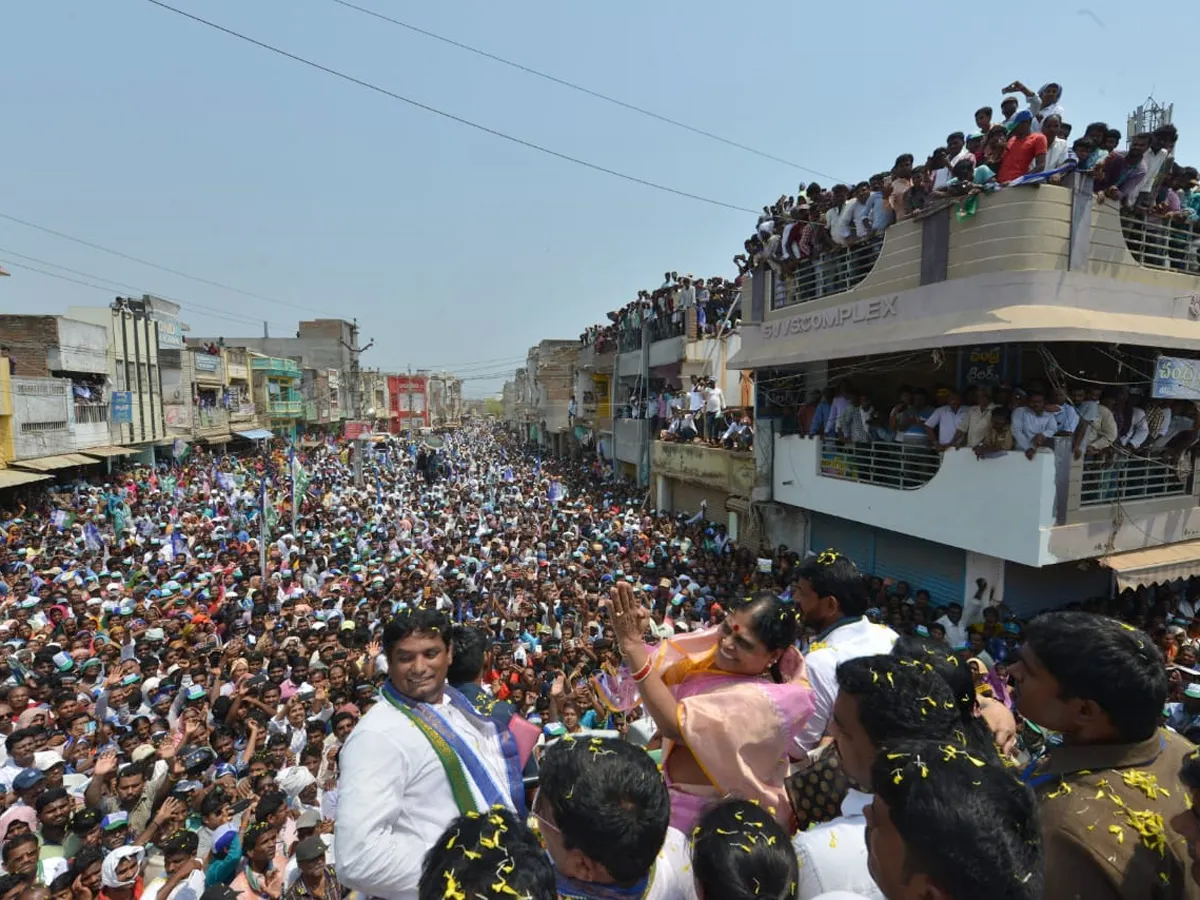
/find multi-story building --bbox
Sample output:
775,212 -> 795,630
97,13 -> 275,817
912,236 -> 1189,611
187,343 -> 233,446
427,372 -> 463,429
250,354 -> 302,440
2,311 -> 150,473
722,176 -> 1200,613
69,298 -> 167,459
388,373 -> 429,434
602,307 -> 748,488
189,319 -> 364,418
518,341 -> 579,457
224,347 -> 260,435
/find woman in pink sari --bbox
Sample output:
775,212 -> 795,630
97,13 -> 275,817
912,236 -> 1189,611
611,582 -> 814,834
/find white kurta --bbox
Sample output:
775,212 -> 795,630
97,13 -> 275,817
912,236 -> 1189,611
334,691 -> 515,900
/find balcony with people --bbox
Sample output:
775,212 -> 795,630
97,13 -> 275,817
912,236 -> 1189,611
731,81 -> 1200,375
768,342 -> 1200,567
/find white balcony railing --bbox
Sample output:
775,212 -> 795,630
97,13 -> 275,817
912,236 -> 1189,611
819,437 -> 941,490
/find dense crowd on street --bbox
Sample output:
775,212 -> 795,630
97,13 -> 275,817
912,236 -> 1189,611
1,420 -> 1200,900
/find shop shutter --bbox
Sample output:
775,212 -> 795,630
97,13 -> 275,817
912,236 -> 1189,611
808,512 -> 874,573
670,481 -> 729,526
872,531 -> 965,610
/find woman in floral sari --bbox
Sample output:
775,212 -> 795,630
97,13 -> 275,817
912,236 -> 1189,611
610,582 -> 814,833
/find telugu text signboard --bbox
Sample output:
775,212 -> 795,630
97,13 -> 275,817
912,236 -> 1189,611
1153,356 -> 1200,400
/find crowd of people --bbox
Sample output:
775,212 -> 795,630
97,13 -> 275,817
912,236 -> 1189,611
796,378 -> 1200,473
738,80 -> 1200,307
2,420 -> 1200,900
578,273 -> 742,354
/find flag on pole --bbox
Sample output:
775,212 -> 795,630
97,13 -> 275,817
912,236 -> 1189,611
548,481 -> 565,504
170,530 -> 188,559
172,438 -> 190,461
50,510 -> 72,530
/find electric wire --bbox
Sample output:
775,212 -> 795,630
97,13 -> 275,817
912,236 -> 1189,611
0,249 -> 294,332
140,0 -> 758,216
0,211 -> 335,318
325,0 -> 844,183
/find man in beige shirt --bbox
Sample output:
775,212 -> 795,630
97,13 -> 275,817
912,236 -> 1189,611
957,386 -> 996,448
1076,390 -> 1119,457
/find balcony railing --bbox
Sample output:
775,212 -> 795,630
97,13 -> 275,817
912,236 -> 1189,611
1118,211 -> 1200,275
268,399 -> 303,417
1079,454 -> 1193,507
251,357 -> 301,378
775,236 -> 884,309
195,408 -> 229,432
73,403 -> 109,425
819,437 -> 941,490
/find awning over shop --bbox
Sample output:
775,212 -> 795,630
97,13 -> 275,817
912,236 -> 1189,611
11,453 -> 100,471
1100,541 -> 1200,591
0,469 -> 54,489
235,429 -> 274,440
82,446 -> 135,459
201,434 -> 232,444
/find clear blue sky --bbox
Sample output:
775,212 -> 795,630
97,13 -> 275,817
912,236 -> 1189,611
1,0 -> 1192,395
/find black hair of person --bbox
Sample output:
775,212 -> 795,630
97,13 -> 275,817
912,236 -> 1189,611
1022,611 -> 1166,743
253,790 -> 287,823
796,552 -> 869,618
891,636 -> 998,761
447,625 -> 489,686
383,608 -> 452,656
160,828 -> 200,856
836,655 -> 963,747
2,832 -> 38,861
0,875 -> 24,897
419,806 -> 555,900
727,592 -> 799,684
35,787 -> 69,814
71,808 -> 99,834
49,870 -> 74,893
4,728 -> 40,754
871,738 -> 1042,900
200,789 -> 227,818
691,798 -> 798,900
539,737 -> 670,886
1181,748 -> 1200,791
330,711 -> 356,732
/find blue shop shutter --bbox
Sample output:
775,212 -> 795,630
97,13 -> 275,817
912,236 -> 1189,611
873,531 -> 965,609
808,513 -> 875,574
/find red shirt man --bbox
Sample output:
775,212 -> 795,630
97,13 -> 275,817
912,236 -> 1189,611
997,110 -> 1048,183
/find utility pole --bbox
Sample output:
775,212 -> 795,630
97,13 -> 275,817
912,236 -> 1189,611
340,318 -> 374,422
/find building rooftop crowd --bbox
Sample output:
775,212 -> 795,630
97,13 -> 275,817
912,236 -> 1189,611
578,273 -> 742,353
743,80 -> 1200,302
0,423 -> 1199,900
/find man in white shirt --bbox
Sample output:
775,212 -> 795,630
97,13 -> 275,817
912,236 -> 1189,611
336,608 -> 525,900
923,391 -> 966,451
1011,390 -> 1058,458
703,379 -> 724,443
795,655 -> 963,900
793,553 -> 897,759
534,737 -> 696,900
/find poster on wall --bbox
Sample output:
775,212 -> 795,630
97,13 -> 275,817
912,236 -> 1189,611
111,392 -> 133,424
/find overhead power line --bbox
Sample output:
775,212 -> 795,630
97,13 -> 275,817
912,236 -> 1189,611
141,0 -> 758,216
0,251 -> 293,331
0,211 -> 334,318
326,0 -> 844,183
